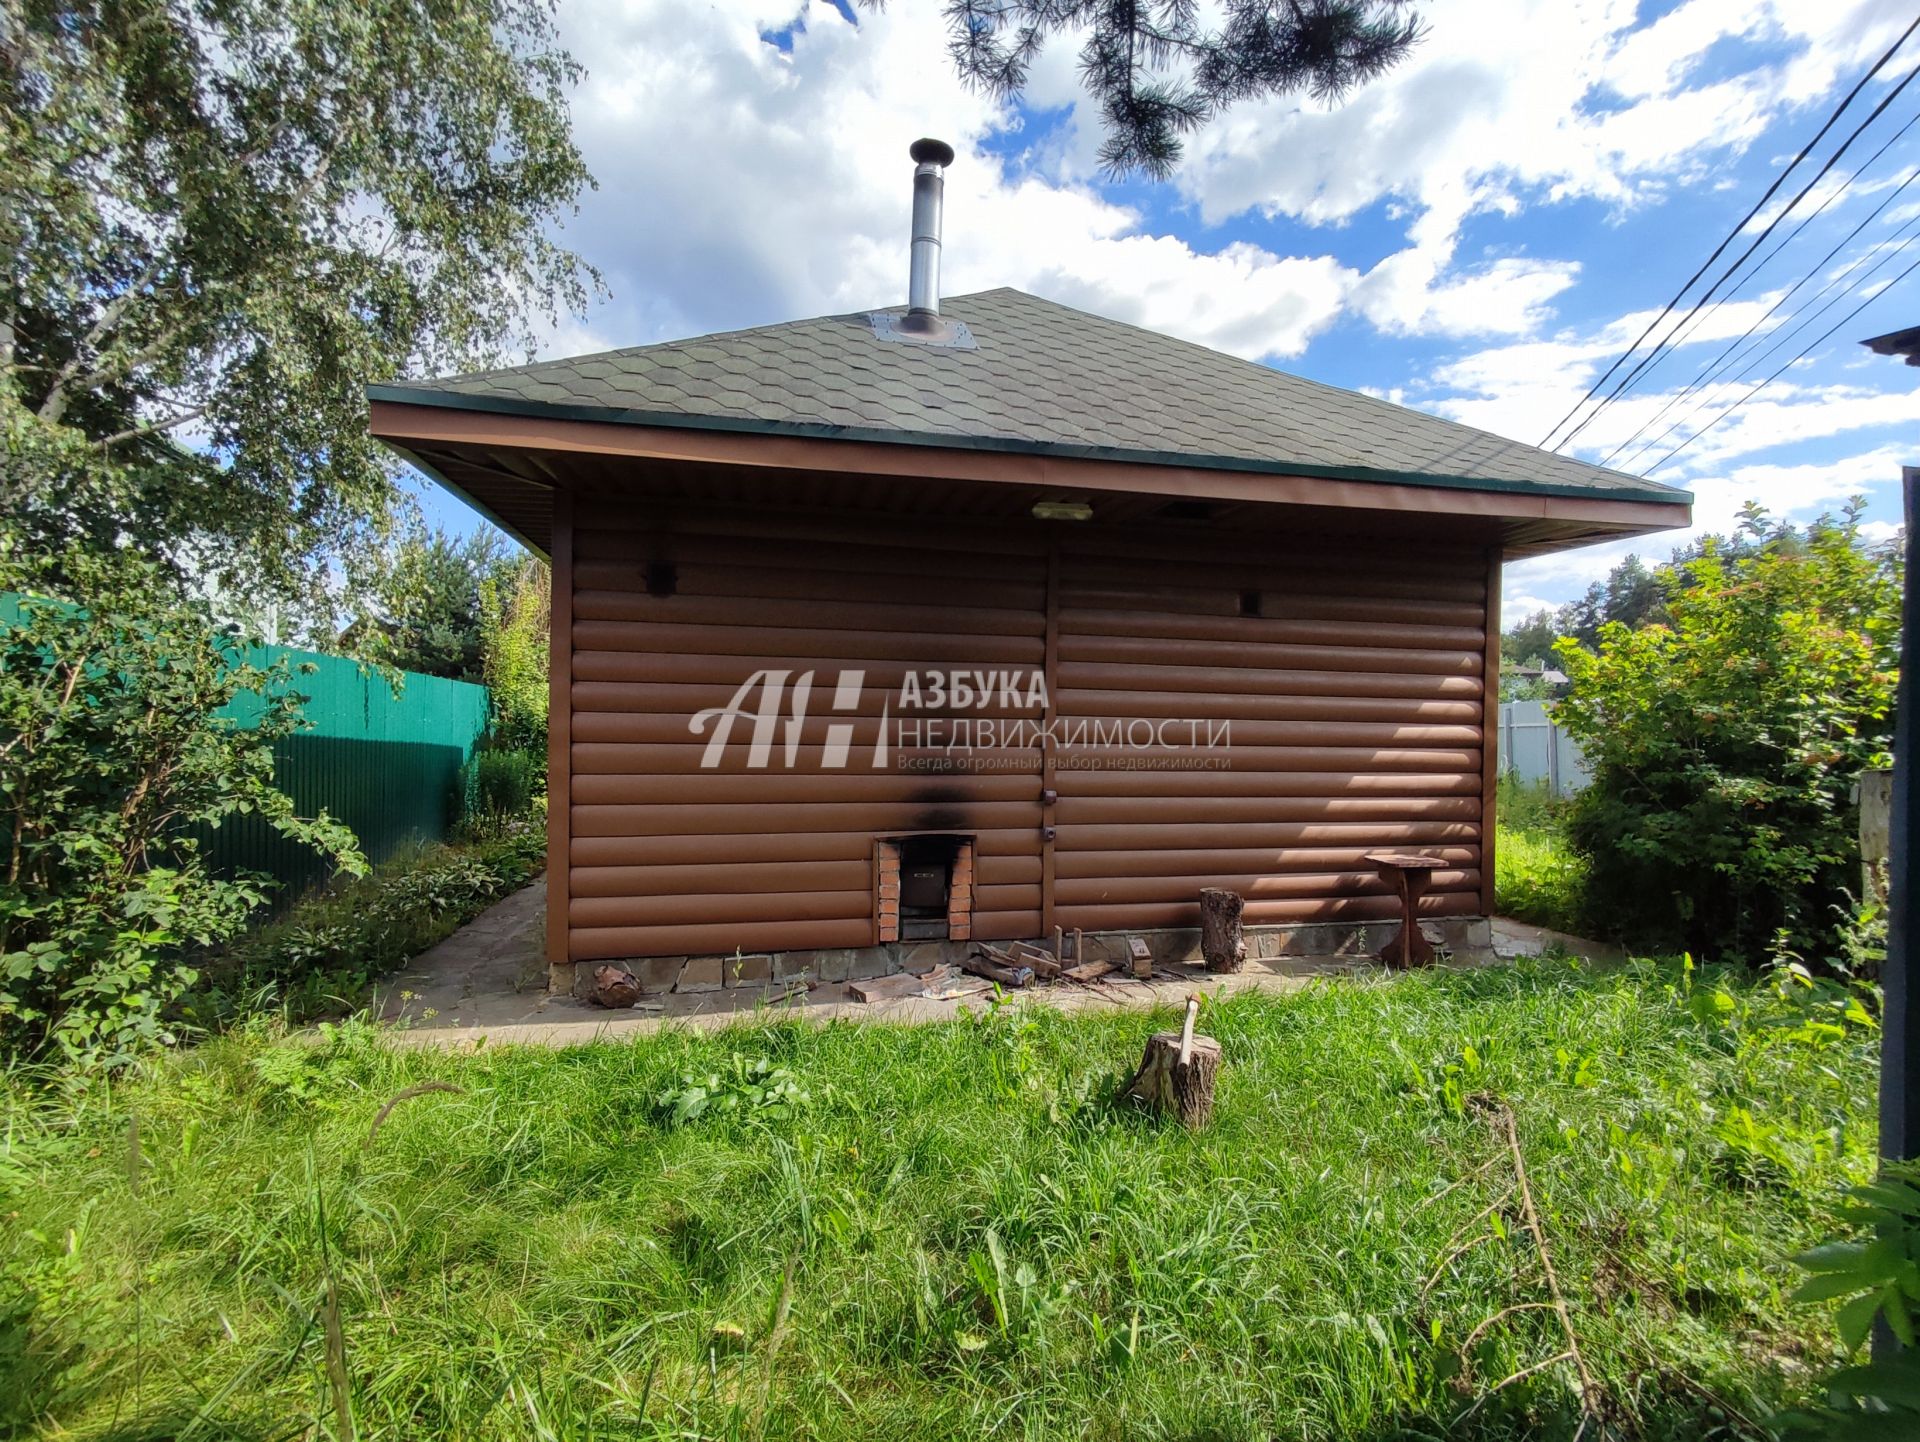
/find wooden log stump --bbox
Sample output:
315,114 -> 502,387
1124,996 -> 1221,1128
961,950 -> 1033,988
1200,887 -> 1246,973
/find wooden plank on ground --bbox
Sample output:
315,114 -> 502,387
1063,960 -> 1117,983
850,972 -> 928,1003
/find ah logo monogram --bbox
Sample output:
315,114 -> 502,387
689,669 -> 877,769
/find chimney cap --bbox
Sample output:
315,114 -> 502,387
910,137 -> 955,167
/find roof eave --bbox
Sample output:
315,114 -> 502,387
366,382 -> 1694,510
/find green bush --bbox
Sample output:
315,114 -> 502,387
458,745 -> 545,834
1553,507 -> 1899,960
0,549 -> 362,1066
1495,774 -> 1567,833
479,554 -> 548,751
204,820 -> 545,1021
1781,1159 -> 1920,1436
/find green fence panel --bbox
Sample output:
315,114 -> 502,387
1,592 -> 491,905
205,646 -> 492,902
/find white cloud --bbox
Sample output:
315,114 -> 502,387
1164,0 -> 1912,333
1421,295 -> 1791,449
548,0 -> 1357,360
1743,164 -> 1916,233
535,0 -> 1914,366
1859,518 -> 1904,543
1603,0 -> 1763,100
1654,382 -> 1920,475
1438,265 -> 1918,609
1502,443 -> 1911,607
1502,588 -> 1563,619
1684,443 -> 1909,527
1361,256 -> 1582,337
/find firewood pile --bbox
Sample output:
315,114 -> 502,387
838,928 -> 1188,1005
964,933 -> 1169,988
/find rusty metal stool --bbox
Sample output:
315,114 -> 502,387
1364,852 -> 1447,968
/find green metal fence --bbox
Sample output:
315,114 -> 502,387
2,593 -> 491,904
207,646 -> 492,902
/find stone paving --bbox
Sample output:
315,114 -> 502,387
1489,915 -> 1625,965
377,883 -> 546,1030
377,885 -> 1618,1051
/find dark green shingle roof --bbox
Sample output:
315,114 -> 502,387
370,287 -> 1688,505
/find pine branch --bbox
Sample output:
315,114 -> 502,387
928,0 -> 1422,175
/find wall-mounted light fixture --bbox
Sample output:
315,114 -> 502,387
1031,499 -> 1093,521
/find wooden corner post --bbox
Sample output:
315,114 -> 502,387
546,487 -> 575,995
1481,547 -> 1502,920
1041,537 -> 1060,937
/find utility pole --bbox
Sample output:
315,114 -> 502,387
1863,318 -> 1920,1362
1883,466 -> 1920,1164
1861,333 -> 1920,1166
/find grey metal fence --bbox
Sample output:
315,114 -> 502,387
1498,699 -> 1588,796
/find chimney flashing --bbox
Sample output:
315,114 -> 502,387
867,309 -> 977,350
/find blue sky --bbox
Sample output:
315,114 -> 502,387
410,0 -> 1920,621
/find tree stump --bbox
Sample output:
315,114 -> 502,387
1125,996 -> 1221,1128
1200,887 -> 1245,973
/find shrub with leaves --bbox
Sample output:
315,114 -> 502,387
1781,1163 -> 1920,1437
1494,821 -> 1589,936
1552,504 -> 1899,960
655,1053 -> 814,1127
207,819 -> 544,1020
478,554 -> 548,752
457,745 -> 544,836
0,548 -> 362,1066
1491,778 -> 1588,936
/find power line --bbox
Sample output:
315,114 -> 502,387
1601,130 -> 1920,467
1555,49 -> 1920,453
1644,247 -> 1920,474
1604,167 -> 1920,468
1595,107 -> 1920,459
1627,221 -> 1920,470
1536,12 -> 1920,452
1611,208 -> 1920,470
1623,205 -> 1920,465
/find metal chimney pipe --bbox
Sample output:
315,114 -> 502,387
906,138 -> 954,328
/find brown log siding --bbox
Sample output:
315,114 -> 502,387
1048,530 -> 1485,933
565,500 -> 1049,960
558,497 -> 1490,962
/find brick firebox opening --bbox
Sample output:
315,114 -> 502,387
874,834 -> 974,944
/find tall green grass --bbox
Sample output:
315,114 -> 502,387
1,958 -> 1877,1439
1495,778 -> 1590,934
1495,824 -> 1591,935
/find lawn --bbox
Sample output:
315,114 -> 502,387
1,956 -> 1878,1440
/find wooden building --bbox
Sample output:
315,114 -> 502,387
368,147 -> 1690,993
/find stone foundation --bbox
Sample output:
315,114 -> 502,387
552,916 -> 1495,999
